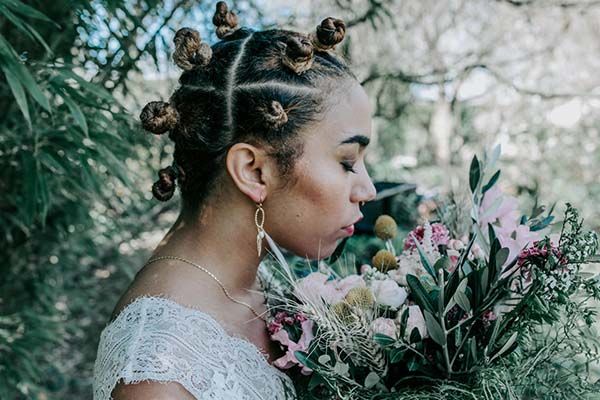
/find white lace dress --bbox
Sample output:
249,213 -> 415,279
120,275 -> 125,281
93,296 -> 296,399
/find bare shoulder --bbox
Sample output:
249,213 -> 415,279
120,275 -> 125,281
111,380 -> 196,400
110,259 -> 216,321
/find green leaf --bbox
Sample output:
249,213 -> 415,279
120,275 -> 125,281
413,239 -> 437,282
530,215 -> 554,231
373,333 -> 395,348
490,332 -> 518,362
409,327 -> 421,344
407,355 -> 420,371
0,5 -> 53,54
364,372 -> 380,389
433,256 -> 451,275
482,170 -> 501,193
469,155 -> 481,193
3,0 -> 57,25
389,348 -> 406,363
495,248 -> 509,271
1,64 -> 30,128
454,290 -> 471,313
0,35 -> 50,111
294,351 -> 320,371
61,91 -> 88,136
488,144 -> 502,169
406,275 -> 435,314
424,310 -> 446,346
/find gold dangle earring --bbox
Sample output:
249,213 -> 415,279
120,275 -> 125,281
255,199 -> 266,257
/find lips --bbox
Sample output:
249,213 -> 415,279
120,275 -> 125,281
342,215 -> 364,230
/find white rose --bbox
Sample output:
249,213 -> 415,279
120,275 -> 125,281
370,279 -> 408,309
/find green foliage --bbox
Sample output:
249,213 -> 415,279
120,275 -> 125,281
0,1 -> 187,398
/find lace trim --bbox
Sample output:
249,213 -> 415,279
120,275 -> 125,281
93,295 -> 296,400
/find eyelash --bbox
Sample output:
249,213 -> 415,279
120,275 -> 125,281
341,160 -> 357,174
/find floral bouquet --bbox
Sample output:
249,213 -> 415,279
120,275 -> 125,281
262,147 -> 600,399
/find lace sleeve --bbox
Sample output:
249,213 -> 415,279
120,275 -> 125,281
93,296 -> 296,400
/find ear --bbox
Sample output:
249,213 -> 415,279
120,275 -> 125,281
225,142 -> 277,203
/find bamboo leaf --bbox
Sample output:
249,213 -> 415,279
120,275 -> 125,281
0,35 -> 50,111
3,0 -> 57,25
1,64 -> 30,128
61,91 -> 89,137
0,5 -> 53,54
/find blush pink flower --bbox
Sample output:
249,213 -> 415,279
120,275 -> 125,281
295,272 -> 365,304
271,319 -> 315,375
479,186 -> 520,228
404,223 -> 450,251
495,224 -> 543,267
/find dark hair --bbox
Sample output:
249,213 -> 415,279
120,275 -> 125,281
140,1 -> 357,212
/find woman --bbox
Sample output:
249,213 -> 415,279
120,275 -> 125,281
93,2 -> 377,399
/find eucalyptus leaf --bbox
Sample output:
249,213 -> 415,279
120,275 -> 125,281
406,275 -> 435,314
364,372 -> 380,389
424,310 -> 446,346
455,291 -> 471,312
469,155 -> 481,193
490,331 -> 518,362
373,333 -> 395,348
414,239 -> 437,282
482,170 -> 501,193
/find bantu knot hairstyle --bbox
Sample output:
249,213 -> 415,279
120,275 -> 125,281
173,28 -> 213,71
282,36 -> 314,75
139,101 -> 179,135
140,1 -> 357,207
310,17 -> 346,52
212,1 -> 239,39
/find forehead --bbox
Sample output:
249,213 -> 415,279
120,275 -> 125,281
309,83 -> 373,145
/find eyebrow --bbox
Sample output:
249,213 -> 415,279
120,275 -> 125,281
339,134 -> 370,148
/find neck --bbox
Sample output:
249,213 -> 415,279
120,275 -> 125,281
153,198 -> 267,294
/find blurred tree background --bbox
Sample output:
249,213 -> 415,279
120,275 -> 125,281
1,0 -> 598,398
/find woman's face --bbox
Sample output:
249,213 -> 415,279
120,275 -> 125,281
267,82 -> 377,259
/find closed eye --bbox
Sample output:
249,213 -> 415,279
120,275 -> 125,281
341,160 -> 357,174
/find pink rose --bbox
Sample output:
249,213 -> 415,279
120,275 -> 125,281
271,320 -> 315,375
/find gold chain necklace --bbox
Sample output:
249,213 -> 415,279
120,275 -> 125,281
143,255 -> 267,321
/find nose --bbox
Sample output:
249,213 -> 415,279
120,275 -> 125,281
351,165 -> 377,204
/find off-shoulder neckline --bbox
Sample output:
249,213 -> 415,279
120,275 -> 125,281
111,295 -> 293,385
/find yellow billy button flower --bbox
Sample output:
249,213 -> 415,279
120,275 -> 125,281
331,301 -> 354,323
371,249 -> 398,272
344,287 -> 375,309
374,214 -> 398,241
